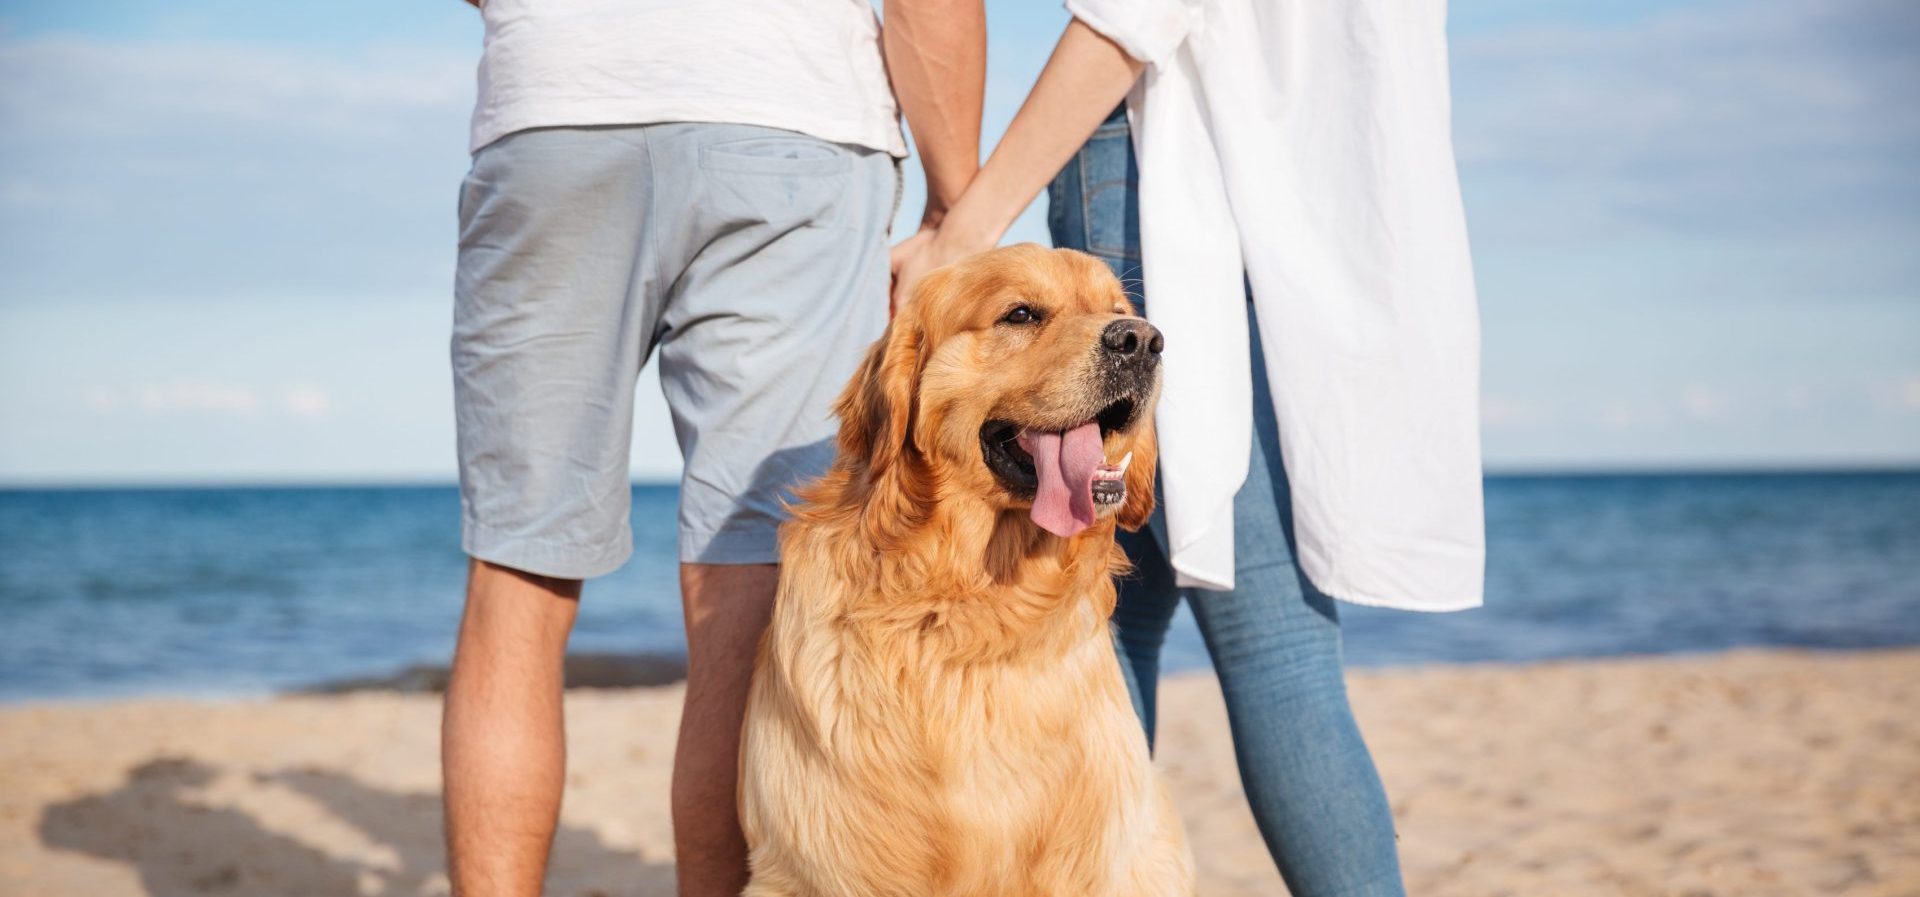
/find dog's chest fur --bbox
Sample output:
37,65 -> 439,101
740,526 -> 1184,897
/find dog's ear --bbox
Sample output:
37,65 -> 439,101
1117,412 -> 1158,531
834,291 -> 930,479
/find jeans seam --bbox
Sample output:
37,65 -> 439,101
1076,148 -> 1096,251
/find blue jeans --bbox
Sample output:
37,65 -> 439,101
1049,107 -> 1407,897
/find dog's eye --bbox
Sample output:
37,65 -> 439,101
1001,305 -> 1039,325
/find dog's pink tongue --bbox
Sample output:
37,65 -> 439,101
1020,422 -> 1104,538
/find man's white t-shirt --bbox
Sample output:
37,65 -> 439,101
470,0 -> 906,157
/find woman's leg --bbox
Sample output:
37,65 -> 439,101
1044,105 -> 1143,307
1111,528 -> 1182,746
1188,307 -> 1405,896
1049,109 -> 1404,892
1047,107 -> 1181,743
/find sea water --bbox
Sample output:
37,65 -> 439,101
1,472 -> 1916,700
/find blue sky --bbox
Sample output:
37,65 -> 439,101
0,0 -> 1915,484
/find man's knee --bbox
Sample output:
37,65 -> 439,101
458,559 -> 582,656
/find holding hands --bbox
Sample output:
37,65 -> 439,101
889,211 -> 996,313
888,16 -> 1146,313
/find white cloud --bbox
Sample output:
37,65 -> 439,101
1782,385 -> 1812,412
280,384 -> 335,419
1681,384 -> 1725,420
133,380 -> 261,416
1453,0 -> 1920,240
81,381 -> 344,419
82,386 -> 120,413
0,30 -> 477,303
0,178 -> 108,211
1600,401 -> 1650,431
1480,395 -> 1549,428
1899,375 -> 1920,411
0,37 -> 472,141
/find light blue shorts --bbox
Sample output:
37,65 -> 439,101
452,123 -> 894,578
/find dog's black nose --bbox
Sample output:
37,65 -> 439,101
1102,319 -> 1164,358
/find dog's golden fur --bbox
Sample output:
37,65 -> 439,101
740,245 -> 1193,897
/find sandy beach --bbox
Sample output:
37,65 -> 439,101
3,648 -> 1915,896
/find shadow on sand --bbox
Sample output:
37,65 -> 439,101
38,757 -> 675,896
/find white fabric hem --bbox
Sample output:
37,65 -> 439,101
1315,583 -> 1484,613
472,101 -> 907,157
1065,0 -> 1198,67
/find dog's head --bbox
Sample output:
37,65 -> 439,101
837,244 -> 1160,539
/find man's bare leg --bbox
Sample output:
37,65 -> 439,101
672,562 -> 779,897
443,559 -> 582,897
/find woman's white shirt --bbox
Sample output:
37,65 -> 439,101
1068,0 -> 1485,610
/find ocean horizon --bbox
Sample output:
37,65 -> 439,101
2,469 -> 1916,702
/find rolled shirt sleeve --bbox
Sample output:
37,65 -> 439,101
1065,0 -> 1200,67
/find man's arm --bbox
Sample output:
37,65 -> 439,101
883,0 -> 987,230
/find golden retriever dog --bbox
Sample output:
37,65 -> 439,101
739,244 -> 1193,897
